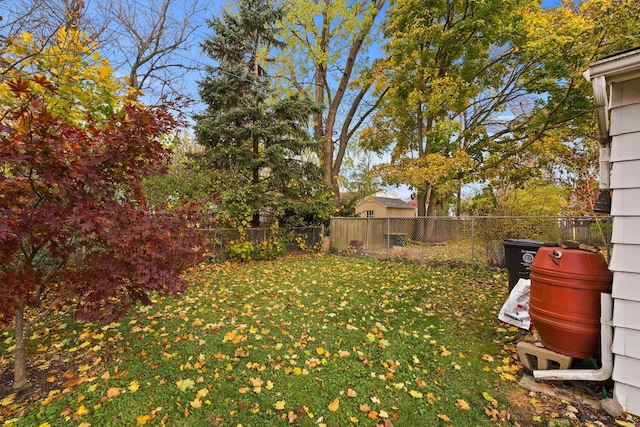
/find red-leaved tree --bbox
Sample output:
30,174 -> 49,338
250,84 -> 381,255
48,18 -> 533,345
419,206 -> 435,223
1,70 -> 202,389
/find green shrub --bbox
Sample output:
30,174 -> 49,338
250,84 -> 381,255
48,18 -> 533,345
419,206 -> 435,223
254,236 -> 286,260
228,235 -> 255,261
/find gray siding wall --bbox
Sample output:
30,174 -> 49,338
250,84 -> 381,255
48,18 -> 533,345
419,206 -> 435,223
609,77 -> 640,414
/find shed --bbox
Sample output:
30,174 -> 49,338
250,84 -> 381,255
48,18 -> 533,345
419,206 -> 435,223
587,47 -> 640,416
355,196 -> 417,218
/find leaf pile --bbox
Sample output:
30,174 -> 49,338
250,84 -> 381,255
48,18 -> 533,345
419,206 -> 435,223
2,254 -> 525,426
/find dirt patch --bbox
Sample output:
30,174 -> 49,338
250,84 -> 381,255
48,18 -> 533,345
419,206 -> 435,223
506,376 -> 625,426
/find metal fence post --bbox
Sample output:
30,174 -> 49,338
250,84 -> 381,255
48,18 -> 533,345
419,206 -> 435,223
471,217 -> 475,268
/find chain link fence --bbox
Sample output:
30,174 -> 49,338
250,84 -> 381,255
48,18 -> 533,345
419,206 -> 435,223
197,226 -> 325,262
330,216 -> 612,267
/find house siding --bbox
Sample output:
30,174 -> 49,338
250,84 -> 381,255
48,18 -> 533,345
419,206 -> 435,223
355,199 -> 387,218
608,76 -> 640,415
355,197 -> 416,218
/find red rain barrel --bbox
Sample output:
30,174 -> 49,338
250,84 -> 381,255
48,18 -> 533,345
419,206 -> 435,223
528,246 -> 612,359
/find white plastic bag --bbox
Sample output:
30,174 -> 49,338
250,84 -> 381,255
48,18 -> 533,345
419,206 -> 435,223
498,278 -> 531,330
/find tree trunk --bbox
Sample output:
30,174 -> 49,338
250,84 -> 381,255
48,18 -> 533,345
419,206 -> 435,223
413,187 -> 429,242
425,189 -> 437,243
252,135 -> 261,228
13,297 -> 28,390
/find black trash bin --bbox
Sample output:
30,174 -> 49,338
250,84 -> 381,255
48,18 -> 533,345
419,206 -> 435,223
503,239 -> 544,293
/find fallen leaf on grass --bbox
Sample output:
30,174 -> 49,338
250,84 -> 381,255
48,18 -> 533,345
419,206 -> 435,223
500,373 -> 517,382
176,378 -> 195,392
437,413 -> 450,422
275,400 -> 286,410
136,414 -> 152,425
482,391 -> 499,408
485,406 -> 500,420
455,399 -> 470,410
328,397 -> 340,412
75,404 -> 89,416
409,390 -> 423,398
106,387 -> 121,398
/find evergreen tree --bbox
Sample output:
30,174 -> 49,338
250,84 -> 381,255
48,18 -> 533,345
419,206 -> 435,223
194,0 -> 332,227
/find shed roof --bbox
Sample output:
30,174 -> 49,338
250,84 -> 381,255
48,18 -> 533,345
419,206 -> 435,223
365,196 -> 415,209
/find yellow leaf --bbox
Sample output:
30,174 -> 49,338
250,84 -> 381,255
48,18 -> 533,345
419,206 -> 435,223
176,378 -> 195,392
275,400 -> 286,410
136,415 -> 152,425
455,399 -> 470,410
38,424 -> 52,427
437,413 -> 450,422
106,387 -> 121,398
482,354 -> 494,362
316,347 -> 326,355
21,32 -> 34,44
1,394 -> 16,406
129,380 -> 140,393
190,398 -> 202,409
328,398 -> 340,412
409,390 -> 423,398
196,388 -> 208,398
349,416 -> 359,423
500,373 -> 517,382
347,388 -> 357,397
78,423 -> 91,427
266,380 -> 274,390
482,391 -> 496,403
75,404 -> 89,416
249,377 -> 264,387
615,421 -> 636,427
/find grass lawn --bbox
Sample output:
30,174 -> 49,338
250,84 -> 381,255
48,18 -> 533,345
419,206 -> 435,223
1,254 -> 530,426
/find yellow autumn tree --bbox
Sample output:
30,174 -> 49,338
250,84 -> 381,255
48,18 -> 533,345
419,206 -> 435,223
1,27 -> 128,126
364,0 -> 639,222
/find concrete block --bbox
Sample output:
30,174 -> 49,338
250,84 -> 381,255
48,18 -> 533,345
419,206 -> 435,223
600,398 -> 624,418
517,341 -> 573,372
